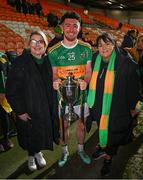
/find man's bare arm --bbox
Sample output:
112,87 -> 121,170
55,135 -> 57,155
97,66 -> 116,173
84,61 -> 92,83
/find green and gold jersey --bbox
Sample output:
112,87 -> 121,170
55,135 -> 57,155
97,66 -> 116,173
48,40 -> 92,79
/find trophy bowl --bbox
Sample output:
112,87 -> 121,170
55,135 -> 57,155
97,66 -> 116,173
59,73 -> 80,121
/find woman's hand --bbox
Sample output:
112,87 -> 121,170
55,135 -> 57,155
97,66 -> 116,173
18,113 -> 31,121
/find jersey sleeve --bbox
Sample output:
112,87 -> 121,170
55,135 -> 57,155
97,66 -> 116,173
48,42 -> 61,67
48,50 -> 57,67
48,53 -> 56,67
86,46 -> 92,63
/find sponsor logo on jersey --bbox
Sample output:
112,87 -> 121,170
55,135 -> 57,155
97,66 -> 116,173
57,65 -> 86,79
58,55 -> 66,60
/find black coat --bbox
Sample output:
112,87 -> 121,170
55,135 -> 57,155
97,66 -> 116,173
121,34 -> 134,48
87,48 -> 140,147
6,50 -> 59,151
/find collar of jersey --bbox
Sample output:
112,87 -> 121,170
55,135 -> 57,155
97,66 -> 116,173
61,39 -> 78,49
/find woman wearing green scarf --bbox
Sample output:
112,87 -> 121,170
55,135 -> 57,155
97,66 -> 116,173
87,33 -> 139,176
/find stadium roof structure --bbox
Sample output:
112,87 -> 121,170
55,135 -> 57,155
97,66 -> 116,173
71,0 -> 143,11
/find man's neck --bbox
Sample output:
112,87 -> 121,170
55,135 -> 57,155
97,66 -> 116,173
62,39 -> 78,48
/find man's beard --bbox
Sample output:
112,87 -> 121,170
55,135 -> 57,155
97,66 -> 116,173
64,34 -> 77,42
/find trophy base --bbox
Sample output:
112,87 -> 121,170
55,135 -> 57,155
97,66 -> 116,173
64,112 -> 79,122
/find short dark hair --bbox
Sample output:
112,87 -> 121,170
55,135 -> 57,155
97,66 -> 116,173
60,11 -> 81,25
96,33 -> 116,47
127,29 -> 136,35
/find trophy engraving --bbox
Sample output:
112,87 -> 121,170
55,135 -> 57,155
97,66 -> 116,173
59,72 -> 79,122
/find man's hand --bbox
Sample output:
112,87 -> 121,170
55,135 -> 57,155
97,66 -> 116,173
78,79 -> 87,90
18,113 -> 31,121
53,79 -> 62,90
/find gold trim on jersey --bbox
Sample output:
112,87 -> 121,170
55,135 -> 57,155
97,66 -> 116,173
48,42 -> 61,53
78,40 -> 92,49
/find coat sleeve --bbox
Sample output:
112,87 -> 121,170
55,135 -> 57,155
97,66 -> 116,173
5,59 -> 26,115
45,57 -> 60,144
127,59 -> 140,110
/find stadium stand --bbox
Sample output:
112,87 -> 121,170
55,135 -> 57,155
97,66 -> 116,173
0,0 -> 143,53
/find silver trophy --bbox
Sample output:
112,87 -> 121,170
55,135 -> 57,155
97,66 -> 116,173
59,72 -> 79,122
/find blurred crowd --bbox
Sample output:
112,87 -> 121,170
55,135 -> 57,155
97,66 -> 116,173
7,0 -> 42,16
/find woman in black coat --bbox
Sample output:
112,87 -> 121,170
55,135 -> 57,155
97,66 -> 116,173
6,31 -> 58,171
87,33 -> 140,176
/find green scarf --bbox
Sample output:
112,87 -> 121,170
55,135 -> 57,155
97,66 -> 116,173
87,49 -> 116,147
33,56 -> 45,64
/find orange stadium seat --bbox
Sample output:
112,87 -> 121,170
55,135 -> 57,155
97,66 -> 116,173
16,41 -> 25,49
6,42 -> 15,50
0,36 -> 6,42
0,42 -> 6,52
